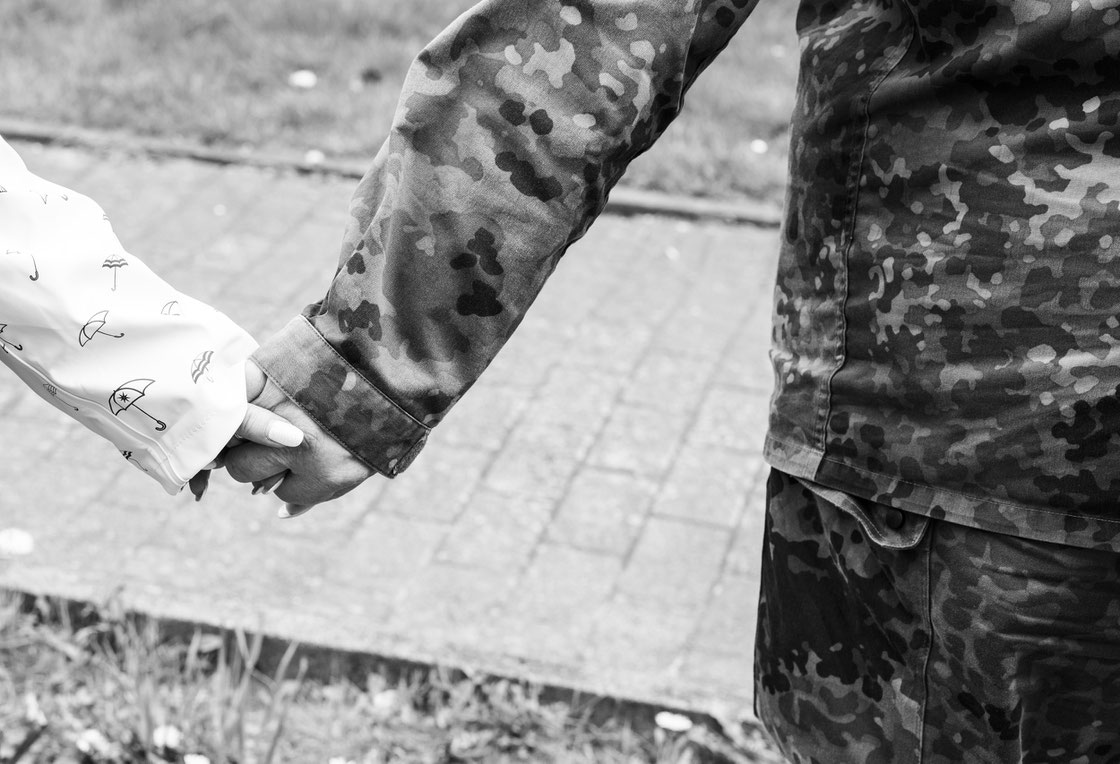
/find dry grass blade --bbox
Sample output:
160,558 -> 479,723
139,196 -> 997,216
260,656 -> 307,764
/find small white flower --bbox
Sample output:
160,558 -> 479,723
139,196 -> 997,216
371,689 -> 400,716
0,528 -> 34,557
24,693 -> 46,726
153,725 -> 183,751
749,139 -> 769,155
184,755 -> 212,764
654,710 -> 693,733
304,149 -> 326,165
76,729 -> 112,756
288,69 -> 318,89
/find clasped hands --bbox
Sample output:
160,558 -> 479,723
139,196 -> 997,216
189,361 -> 374,517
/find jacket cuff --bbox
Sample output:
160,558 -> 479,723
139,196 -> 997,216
250,316 -> 428,477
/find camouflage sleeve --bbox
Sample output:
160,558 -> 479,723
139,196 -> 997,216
251,0 -> 757,477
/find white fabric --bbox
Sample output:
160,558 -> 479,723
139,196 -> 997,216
0,137 -> 256,493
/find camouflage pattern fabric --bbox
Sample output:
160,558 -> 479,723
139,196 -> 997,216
754,469 -> 1120,764
251,0 -> 757,477
768,0 -> 1120,547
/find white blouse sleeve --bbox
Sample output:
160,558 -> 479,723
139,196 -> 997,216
0,137 -> 256,494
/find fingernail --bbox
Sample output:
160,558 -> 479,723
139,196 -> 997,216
203,461 -> 218,471
278,503 -> 312,519
267,422 -> 304,447
261,475 -> 286,495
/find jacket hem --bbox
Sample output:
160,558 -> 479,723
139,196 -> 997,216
765,433 -> 1120,552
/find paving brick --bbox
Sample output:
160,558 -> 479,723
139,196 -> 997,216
485,332 -> 566,390
678,647 -> 754,703
216,217 -> 347,338
439,384 -> 531,453
482,430 -> 584,502
378,440 -> 493,524
510,366 -> 626,459
548,468 -> 656,556
483,615 -> 590,669
616,518 -> 730,612
724,465 -> 770,579
506,543 -> 622,623
587,404 -> 690,477
563,320 -> 653,374
622,350 -> 717,413
652,443 -> 757,527
390,564 -> 517,649
716,316 -> 776,392
437,489 -> 552,570
188,172 -> 329,274
324,514 -> 450,614
587,596 -> 695,675
690,386 -> 770,454
78,156 -> 225,256
652,310 -> 742,360
693,575 -> 760,654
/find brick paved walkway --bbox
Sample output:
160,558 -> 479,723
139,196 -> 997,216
0,141 -> 779,719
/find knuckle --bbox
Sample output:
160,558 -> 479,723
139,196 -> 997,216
225,460 -> 253,483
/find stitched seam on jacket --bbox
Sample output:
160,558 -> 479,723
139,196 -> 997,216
818,20 -> 918,461
296,315 -> 431,432
259,365 -> 402,478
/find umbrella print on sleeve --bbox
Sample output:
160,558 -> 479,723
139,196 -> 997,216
78,310 -> 124,347
121,450 -> 149,473
43,383 -> 79,412
6,249 -> 38,281
191,350 -> 214,384
160,300 -> 181,317
0,324 -> 22,354
102,255 -> 128,291
109,379 -> 166,431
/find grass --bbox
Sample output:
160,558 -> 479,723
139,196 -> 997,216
0,0 -> 798,204
0,593 -> 784,764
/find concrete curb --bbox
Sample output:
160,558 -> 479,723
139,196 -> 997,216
0,117 -> 783,228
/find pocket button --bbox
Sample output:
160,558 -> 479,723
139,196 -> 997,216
884,508 -> 905,530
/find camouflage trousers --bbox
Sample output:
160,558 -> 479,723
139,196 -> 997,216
753,469 -> 1120,764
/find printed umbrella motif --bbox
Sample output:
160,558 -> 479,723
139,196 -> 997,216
43,383 -> 79,412
79,310 -> 125,347
121,450 -> 149,473
0,324 -> 22,354
6,249 -> 38,281
160,300 -> 181,316
191,350 -> 214,384
102,255 -> 128,291
109,378 -> 166,431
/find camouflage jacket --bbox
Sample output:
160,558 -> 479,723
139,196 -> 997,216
253,0 -> 1120,549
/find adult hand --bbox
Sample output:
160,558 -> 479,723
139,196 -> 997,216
187,362 -> 308,501
220,361 -> 376,517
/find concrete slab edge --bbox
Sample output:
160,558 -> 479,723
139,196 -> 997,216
0,118 -> 782,228
1,576 -> 758,727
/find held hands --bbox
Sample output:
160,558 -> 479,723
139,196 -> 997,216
187,363 -> 306,501
218,361 -> 375,517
